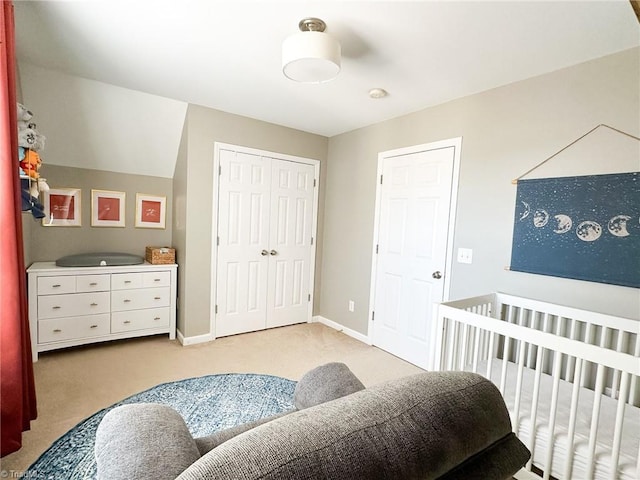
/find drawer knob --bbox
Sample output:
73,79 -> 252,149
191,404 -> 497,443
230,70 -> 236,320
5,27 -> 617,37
154,278 -> 161,282
154,296 -> 161,300
90,303 -> 98,306
52,284 -> 61,288
154,317 -> 161,321
124,280 -> 131,284
124,320 -> 131,324
52,306 -> 61,310
53,329 -> 62,333
124,299 -> 131,303
90,325 -> 98,329
90,282 -> 98,286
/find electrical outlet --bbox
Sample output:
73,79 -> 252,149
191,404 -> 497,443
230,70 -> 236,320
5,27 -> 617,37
348,300 -> 355,312
457,248 -> 473,264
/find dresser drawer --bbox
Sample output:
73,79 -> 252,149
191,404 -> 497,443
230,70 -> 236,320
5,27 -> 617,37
111,307 -> 170,333
37,276 -> 76,295
38,314 -> 110,343
38,292 -> 111,319
76,274 -> 110,292
111,273 -> 143,290
112,271 -> 171,289
111,287 -> 170,311
142,271 -> 171,288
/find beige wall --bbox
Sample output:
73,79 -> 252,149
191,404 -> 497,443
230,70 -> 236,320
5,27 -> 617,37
320,48 -> 640,335
172,118 -> 189,333
27,164 -> 173,262
176,105 -> 328,338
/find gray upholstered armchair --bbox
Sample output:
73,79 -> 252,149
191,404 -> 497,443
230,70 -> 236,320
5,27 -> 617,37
95,363 -> 530,479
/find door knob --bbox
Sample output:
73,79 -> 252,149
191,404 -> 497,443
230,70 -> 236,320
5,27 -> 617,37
432,271 -> 442,279
270,250 -> 278,256
261,250 -> 269,256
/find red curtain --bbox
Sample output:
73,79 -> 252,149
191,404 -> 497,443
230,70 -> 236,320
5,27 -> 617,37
1,0 -> 37,457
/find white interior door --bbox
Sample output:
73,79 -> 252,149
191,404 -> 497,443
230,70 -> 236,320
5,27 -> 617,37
215,148 -> 317,337
372,143 -> 457,369
267,159 -> 315,328
216,150 -> 271,337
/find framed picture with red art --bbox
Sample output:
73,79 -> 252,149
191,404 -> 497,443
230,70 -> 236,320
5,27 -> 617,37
91,189 -> 126,227
135,193 -> 166,229
42,188 -> 82,227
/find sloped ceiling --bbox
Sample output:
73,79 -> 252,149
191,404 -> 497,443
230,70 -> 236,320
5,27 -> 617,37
14,1 -> 640,177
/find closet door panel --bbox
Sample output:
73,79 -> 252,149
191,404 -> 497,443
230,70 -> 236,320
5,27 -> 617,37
267,159 -> 315,328
216,150 -> 270,337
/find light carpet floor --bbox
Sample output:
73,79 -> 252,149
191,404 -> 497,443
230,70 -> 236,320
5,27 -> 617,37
1,322 -> 423,475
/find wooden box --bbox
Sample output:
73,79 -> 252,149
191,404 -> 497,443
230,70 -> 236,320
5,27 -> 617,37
145,246 -> 175,265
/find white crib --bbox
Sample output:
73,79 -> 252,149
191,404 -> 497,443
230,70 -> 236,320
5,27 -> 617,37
434,293 -> 640,480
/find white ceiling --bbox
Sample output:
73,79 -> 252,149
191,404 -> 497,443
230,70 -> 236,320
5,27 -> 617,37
13,1 -> 640,138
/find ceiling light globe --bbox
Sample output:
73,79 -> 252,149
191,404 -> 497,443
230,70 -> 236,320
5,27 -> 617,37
282,31 -> 341,83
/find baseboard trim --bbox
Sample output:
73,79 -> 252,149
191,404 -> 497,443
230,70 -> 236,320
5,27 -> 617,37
311,315 -> 371,345
177,329 -> 214,346
178,318 -> 370,347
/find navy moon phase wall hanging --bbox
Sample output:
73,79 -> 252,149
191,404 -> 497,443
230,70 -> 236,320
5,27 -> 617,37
510,172 -> 639,288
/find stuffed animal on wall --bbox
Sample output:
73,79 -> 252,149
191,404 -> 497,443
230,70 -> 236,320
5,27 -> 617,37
18,126 -> 46,152
17,103 -> 33,128
17,103 -> 46,151
19,149 -> 41,179
17,103 -> 50,213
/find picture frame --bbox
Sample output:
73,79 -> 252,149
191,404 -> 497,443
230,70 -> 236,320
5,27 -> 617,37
135,193 -> 166,229
42,188 -> 82,227
91,189 -> 126,227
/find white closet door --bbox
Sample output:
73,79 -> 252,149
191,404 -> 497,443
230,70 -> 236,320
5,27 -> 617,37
266,159 -> 315,328
216,150 -> 271,337
373,146 -> 455,369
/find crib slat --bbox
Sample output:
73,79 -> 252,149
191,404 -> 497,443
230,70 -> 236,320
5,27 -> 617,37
610,330 -> 625,399
512,337 -> 527,435
565,317 -> 578,382
460,323 -> 469,370
543,349 -> 563,480
526,312 -> 536,368
500,336 -> 512,395
526,346 -> 545,472
446,320 -> 457,371
631,336 -> 640,405
586,363 -> 606,479
563,357 -> 583,480
581,322 -> 594,388
486,331 -> 496,380
472,326 -> 481,373
610,371 -> 630,480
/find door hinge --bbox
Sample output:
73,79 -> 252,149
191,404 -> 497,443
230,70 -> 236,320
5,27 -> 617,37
372,311 -> 375,321
218,165 -> 222,175
217,236 -> 220,246
376,244 -> 379,254
311,237 -> 314,245
215,304 -> 218,314
380,174 -> 383,184
313,178 -> 317,187
308,293 -> 311,302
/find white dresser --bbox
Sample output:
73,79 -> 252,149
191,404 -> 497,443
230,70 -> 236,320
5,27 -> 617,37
27,262 -> 177,361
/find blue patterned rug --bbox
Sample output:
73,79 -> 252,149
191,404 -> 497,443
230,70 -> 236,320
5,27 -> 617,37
26,373 -> 296,479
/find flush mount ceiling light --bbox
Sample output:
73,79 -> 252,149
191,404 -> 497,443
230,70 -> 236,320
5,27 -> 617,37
282,17 -> 341,83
